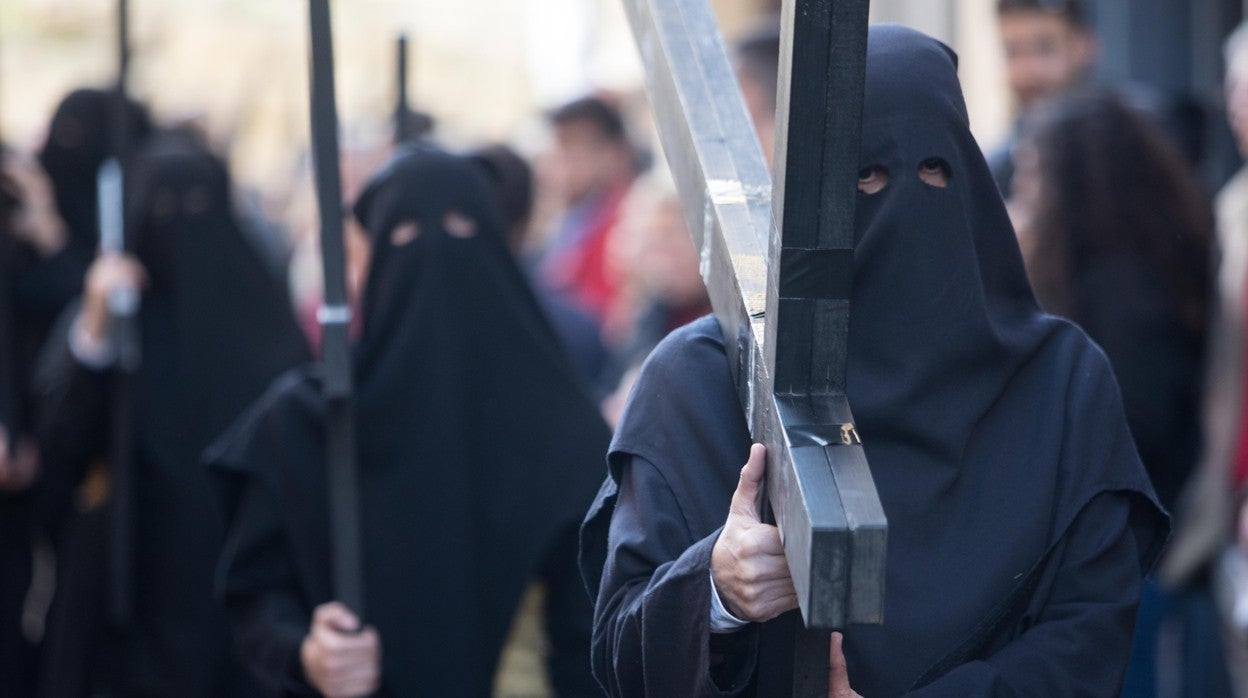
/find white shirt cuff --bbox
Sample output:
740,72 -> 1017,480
709,571 -> 750,633
69,314 -> 116,370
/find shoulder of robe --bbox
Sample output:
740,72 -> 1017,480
609,314 -> 748,498
1051,319 -> 1126,413
1047,317 -> 1170,564
630,315 -> 727,395
1011,311 -> 1115,398
203,364 -> 322,476
613,316 -> 728,445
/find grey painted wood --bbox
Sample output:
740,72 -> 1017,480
617,0 -> 886,644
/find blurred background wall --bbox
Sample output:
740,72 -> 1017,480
1,0 -> 1244,201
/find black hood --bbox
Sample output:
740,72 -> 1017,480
37,88 -> 152,252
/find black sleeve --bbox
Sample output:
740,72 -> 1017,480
539,524 -> 599,697
907,491 -> 1144,697
591,454 -> 758,698
218,476 -> 316,697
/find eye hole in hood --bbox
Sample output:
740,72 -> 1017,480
918,157 -> 951,188
858,165 -> 890,195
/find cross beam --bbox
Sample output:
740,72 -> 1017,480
618,0 -> 885,633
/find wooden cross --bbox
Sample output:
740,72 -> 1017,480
619,0 -> 885,692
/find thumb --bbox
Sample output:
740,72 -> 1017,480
316,602 -> 362,634
729,444 -> 766,521
0,428 -> 11,480
828,631 -> 853,698
124,257 -> 149,288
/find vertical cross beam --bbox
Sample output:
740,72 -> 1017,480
767,0 -> 868,399
763,7 -> 883,693
764,0 -> 884,633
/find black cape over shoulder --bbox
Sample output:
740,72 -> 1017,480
580,26 -> 1167,698
209,146 -> 610,697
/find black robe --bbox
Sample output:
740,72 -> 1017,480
581,26 -> 1167,697
0,166 -> 40,697
1,173 -> 26,446
208,145 -> 609,697
35,131 -> 309,697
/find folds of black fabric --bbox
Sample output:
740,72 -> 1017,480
209,145 -> 610,697
0,163 -> 41,698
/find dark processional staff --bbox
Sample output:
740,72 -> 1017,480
98,0 -> 142,628
582,0 -> 1170,696
620,0 -> 882,695
306,0 -> 366,621
394,33 -> 411,144
391,32 -> 434,145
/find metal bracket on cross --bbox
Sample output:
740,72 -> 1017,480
618,0 -> 885,642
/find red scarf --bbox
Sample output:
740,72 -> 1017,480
1234,278 -> 1248,486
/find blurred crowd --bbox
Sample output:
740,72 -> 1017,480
1,0 -> 1248,696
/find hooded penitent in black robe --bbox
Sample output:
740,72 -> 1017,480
35,131 -> 309,697
580,25 -> 1168,697
208,145 -> 610,697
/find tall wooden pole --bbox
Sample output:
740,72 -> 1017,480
307,0 -> 365,617
394,33 -> 410,143
104,0 -> 141,628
